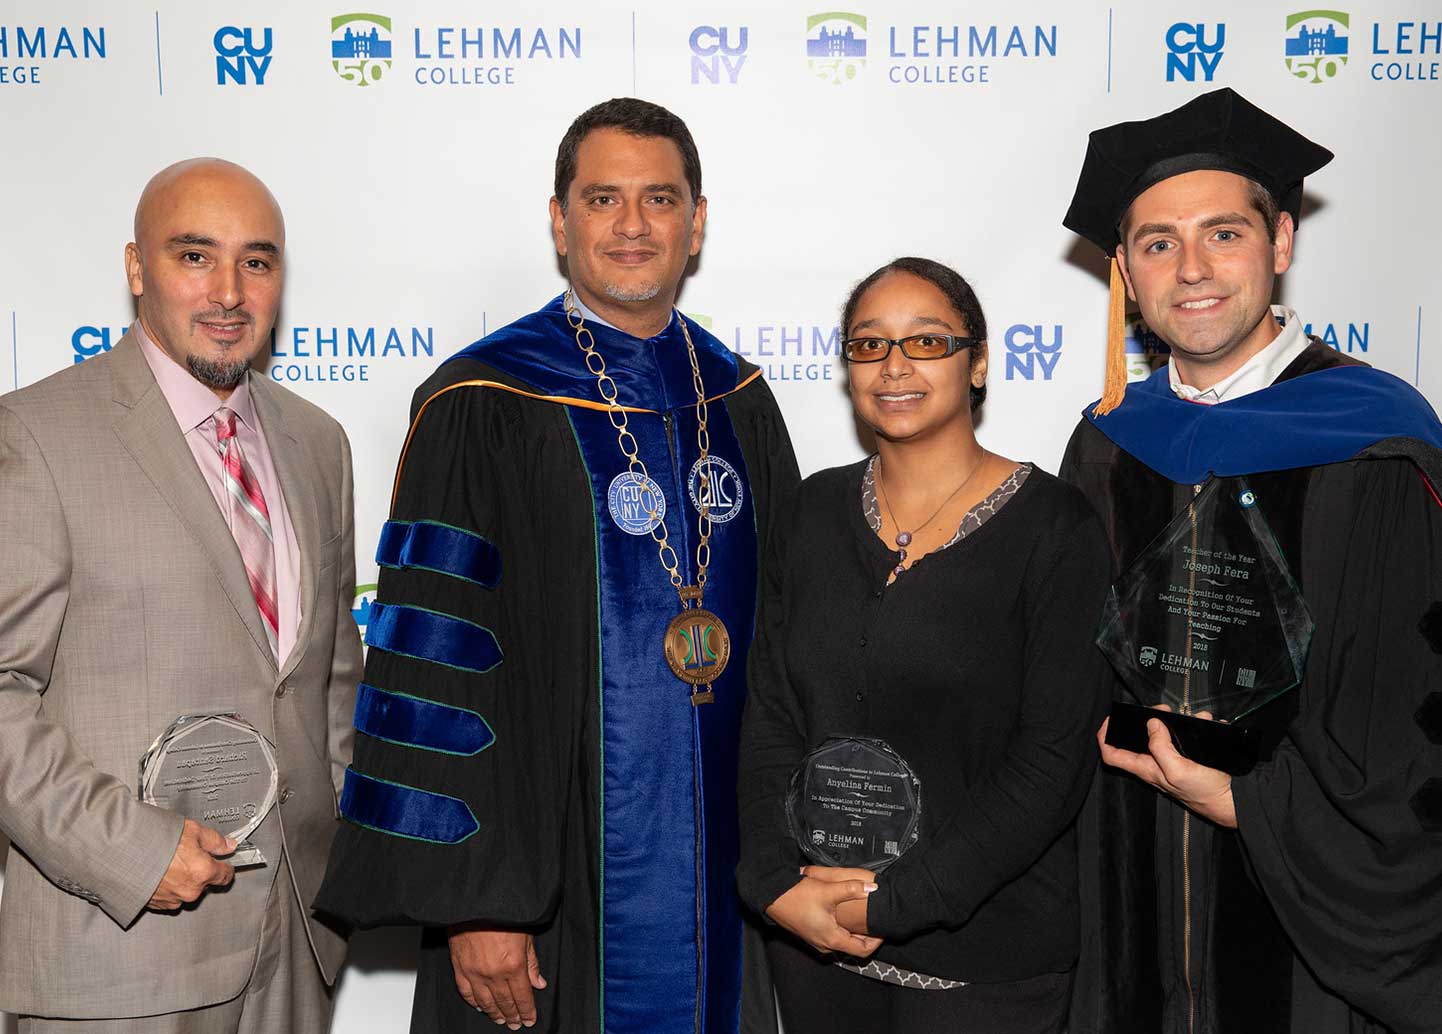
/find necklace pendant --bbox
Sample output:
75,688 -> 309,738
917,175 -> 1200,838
690,687 -> 715,706
895,531 -> 913,547
665,607 -> 731,691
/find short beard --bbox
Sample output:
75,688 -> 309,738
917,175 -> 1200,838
602,279 -> 663,303
186,354 -> 251,390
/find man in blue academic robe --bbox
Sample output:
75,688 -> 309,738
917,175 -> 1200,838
316,98 -> 795,1034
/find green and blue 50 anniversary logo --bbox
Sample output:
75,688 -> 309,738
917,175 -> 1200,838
332,12 -> 392,87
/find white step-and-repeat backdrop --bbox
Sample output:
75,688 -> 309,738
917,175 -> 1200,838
1,1 -> 1437,1028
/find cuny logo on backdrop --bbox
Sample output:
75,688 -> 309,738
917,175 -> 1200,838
71,325 -> 128,364
885,21 -> 1057,86
0,23 -> 106,85
690,25 -> 748,84
1003,324 -> 1063,381
332,13 -> 392,87
215,26 -> 273,86
1285,10 -> 1349,83
1166,22 -> 1225,82
807,12 -> 866,85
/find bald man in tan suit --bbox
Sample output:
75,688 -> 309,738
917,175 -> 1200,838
0,159 -> 362,1032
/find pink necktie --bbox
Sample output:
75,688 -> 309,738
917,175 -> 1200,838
214,408 -> 280,658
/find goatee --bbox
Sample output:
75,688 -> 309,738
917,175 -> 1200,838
603,280 -> 662,303
187,354 -> 251,390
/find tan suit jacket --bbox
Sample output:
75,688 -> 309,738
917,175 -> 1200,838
0,333 -> 362,1018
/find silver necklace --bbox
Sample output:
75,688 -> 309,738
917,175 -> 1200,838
875,450 -> 989,576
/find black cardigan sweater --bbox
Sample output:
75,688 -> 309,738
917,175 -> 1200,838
737,459 -> 1112,982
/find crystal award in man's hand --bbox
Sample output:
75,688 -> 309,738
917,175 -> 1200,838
785,737 -> 921,872
1098,476 -> 1314,775
139,712 -> 280,867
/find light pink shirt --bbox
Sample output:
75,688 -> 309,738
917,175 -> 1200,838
135,321 -> 303,666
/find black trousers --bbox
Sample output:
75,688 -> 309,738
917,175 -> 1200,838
767,936 -> 1071,1034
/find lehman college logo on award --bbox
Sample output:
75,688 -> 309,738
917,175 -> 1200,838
332,12 -> 392,86
1284,10 -> 1349,83
807,12 -> 866,84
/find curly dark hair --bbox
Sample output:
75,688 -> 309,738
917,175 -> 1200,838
553,97 -> 702,211
841,257 -> 988,410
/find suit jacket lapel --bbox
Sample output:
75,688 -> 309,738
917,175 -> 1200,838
108,333 -> 278,671
251,377 -> 320,682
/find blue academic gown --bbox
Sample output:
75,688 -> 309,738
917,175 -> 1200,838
316,296 -> 797,1034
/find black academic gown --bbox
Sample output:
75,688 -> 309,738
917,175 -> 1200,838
315,298 -> 796,1034
1063,340 -> 1442,1034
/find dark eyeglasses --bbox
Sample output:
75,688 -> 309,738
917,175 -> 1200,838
842,334 -> 980,363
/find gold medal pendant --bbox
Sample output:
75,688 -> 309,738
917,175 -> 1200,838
664,607 -> 731,706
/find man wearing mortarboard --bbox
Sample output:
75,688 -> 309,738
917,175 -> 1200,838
1059,87 -> 1442,1034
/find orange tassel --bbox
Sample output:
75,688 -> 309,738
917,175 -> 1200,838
1092,257 -> 1129,416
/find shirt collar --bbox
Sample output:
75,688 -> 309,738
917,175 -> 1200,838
1167,305 -> 1310,405
567,288 -> 681,341
570,288 -> 620,332
133,319 -> 258,435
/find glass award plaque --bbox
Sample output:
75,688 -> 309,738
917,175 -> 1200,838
1097,477 -> 1314,775
785,736 -> 921,872
139,712 -> 280,868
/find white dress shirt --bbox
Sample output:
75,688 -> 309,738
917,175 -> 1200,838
1167,305 -> 1312,405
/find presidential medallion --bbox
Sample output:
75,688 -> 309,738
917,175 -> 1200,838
664,608 -> 731,705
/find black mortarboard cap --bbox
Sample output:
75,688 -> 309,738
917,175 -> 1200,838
1064,87 -> 1334,254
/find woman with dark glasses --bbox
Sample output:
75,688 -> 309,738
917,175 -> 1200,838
737,257 -> 1111,1033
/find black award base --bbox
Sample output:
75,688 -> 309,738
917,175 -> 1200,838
1105,702 -> 1261,776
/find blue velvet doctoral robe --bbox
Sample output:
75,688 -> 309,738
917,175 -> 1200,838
316,296 -> 797,1034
